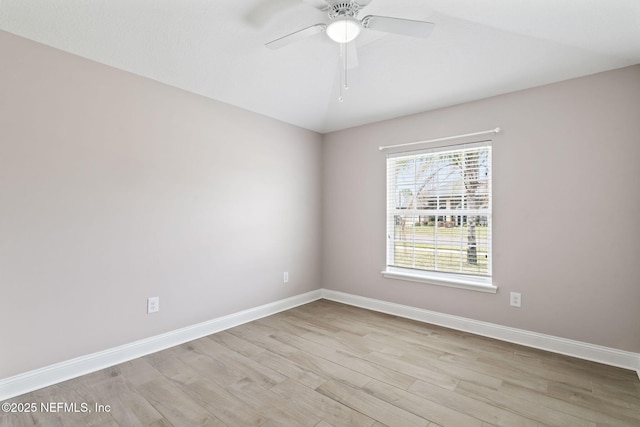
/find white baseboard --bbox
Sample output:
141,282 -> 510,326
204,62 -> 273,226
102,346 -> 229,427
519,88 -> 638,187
321,289 -> 640,379
0,290 -> 323,401
2,288 -> 638,401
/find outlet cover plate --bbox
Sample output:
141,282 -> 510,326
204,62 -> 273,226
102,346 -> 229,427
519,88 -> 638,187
147,297 -> 160,314
510,292 -> 521,308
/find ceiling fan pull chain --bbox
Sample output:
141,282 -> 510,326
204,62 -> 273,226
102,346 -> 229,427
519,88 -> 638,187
339,43 -> 346,102
343,15 -> 350,92
343,42 -> 349,90
338,63 -> 344,102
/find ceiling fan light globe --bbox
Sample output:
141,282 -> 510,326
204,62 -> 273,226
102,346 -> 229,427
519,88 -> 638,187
326,18 -> 361,43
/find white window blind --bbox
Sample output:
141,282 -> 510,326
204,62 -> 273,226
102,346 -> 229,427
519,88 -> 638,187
386,141 -> 492,282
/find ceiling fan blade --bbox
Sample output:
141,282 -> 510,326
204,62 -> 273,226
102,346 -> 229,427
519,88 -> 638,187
265,23 -> 327,49
340,42 -> 359,69
362,15 -> 435,38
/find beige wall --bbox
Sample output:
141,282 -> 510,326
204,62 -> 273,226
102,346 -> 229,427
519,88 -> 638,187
322,65 -> 640,353
0,31 -> 322,378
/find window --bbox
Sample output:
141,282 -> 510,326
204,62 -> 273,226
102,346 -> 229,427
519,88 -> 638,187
383,141 -> 496,292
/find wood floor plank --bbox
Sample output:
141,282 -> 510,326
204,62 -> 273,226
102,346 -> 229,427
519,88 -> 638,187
592,377 -> 640,402
170,343 -> 248,387
207,330 -> 265,358
137,377 -> 226,426
277,332 -> 412,392
365,351 -> 460,391
227,320 -> 302,358
409,379 -> 540,427
508,380 -> 640,426
399,345 -> 503,390
271,379 -> 376,427
547,380 -> 640,420
188,336 -> 287,388
316,378 -> 429,426
146,344 -> 213,382
283,347 -> 372,389
179,378 -> 271,426
258,315 -> 379,358
255,329 -> 373,388
437,352 -> 550,393
362,378 -> 485,426
73,372 -> 167,427
227,378 -> 320,427
2,299 -> 639,427
316,347 -> 418,391
114,357 -> 164,388
363,330 -> 446,359
252,349 -> 327,390
455,379 -> 601,427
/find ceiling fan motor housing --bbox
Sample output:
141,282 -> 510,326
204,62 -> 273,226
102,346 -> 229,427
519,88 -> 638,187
328,1 -> 362,19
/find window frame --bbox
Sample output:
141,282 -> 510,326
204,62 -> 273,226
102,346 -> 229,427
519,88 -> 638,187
382,140 -> 497,293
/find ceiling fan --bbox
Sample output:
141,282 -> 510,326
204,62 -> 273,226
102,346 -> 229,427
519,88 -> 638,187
264,0 -> 435,101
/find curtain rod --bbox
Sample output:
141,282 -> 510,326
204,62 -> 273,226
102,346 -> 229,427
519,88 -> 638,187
378,127 -> 501,151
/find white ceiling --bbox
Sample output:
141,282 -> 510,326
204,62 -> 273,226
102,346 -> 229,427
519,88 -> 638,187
1,0 -> 639,133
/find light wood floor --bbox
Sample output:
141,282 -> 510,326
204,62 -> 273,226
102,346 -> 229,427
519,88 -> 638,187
2,300 -> 639,426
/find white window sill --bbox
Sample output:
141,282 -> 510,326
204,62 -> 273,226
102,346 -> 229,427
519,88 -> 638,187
381,267 -> 497,293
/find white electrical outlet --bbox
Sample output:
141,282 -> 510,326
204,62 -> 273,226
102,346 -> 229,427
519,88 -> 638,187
283,272 -> 289,283
510,292 -> 522,308
147,296 -> 160,314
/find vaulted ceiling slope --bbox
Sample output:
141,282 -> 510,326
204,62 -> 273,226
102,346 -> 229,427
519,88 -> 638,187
1,0 -> 639,133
